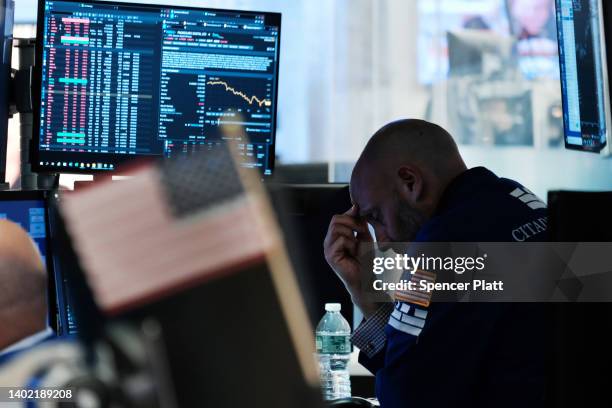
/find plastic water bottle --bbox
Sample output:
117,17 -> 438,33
316,303 -> 352,400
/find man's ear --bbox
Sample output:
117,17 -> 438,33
396,165 -> 423,203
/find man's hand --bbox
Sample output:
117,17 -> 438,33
324,206 -> 380,318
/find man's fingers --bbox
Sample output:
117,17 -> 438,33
329,224 -> 357,241
329,235 -> 358,259
356,229 -> 373,243
329,214 -> 368,234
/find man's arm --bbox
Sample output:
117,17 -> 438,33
323,206 -> 393,373
323,206 -> 379,317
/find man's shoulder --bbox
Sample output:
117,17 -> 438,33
417,173 -> 548,242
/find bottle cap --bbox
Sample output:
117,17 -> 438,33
325,303 -> 341,312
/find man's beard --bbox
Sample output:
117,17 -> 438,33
394,198 -> 427,242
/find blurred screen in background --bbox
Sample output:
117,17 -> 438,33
418,0 -> 558,85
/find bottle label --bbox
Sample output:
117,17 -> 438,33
316,335 -> 352,354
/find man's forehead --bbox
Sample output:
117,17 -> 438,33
349,169 -> 379,213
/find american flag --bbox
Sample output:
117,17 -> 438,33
60,147 -> 276,315
60,141 -> 319,385
393,269 -> 437,308
58,114 -> 325,398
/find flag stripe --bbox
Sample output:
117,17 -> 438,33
412,270 -> 436,280
393,268 -> 437,308
396,290 -> 431,301
62,166 -> 273,313
394,296 -> 431,308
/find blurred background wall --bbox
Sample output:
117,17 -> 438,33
8,0 -> 612,197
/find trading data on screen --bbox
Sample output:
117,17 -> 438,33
37,0 -> 280,174
556,0 -> 608,152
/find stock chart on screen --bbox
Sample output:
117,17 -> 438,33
34,0 -> 281,174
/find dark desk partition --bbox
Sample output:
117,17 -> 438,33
547,191 -> 612,408
268,184 -> 353,327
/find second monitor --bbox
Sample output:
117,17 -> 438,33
555,0 -> 609,153
33,0 -> 281,175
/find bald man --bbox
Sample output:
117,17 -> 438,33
0,220 -> 48,353
324,120 -> 548,407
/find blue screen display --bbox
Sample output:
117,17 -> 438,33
0,199 -> 48,263
36,0 -> 281,174
556,0 -> 608,152
0,197 -> 77,335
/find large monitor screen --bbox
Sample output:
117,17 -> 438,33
555,0 -> 609,152
33,0 -> 281,175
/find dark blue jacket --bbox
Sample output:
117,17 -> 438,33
360,167 -> 549,408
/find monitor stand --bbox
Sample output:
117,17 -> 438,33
8,38 -> 60,191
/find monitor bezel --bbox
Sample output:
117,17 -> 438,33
601,0 -> 612,156
31,0 -> 281,175
556,0 -> 610,153
0,189 -> 59,334
0,1 -> 14,184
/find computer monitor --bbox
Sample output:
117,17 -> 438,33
0,0 -> 13,185
0,190 -> 76,336
555,0 -> 610,152
32,0 -> 281,175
